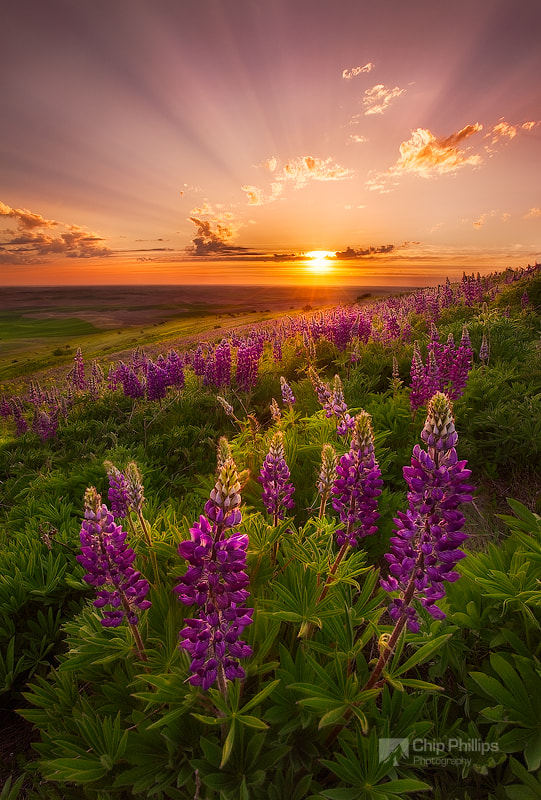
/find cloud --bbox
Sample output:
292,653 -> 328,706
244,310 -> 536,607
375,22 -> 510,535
525,207 -> 541,219
243,155 -> 353,207
0,200 -> 111,263
0,201 -> 58,231
484,118 -> 540,149
187,202 -> 253,257
348,134 -> 368,144
241,185 -> 265,206
335,244 -> 395,259
367,124 -> 483,192
342,62 -> 374,80
363,84 -> 406,115
469,210 -> 510,229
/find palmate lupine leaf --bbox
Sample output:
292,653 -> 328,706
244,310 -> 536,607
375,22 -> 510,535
319,729 -> 430,800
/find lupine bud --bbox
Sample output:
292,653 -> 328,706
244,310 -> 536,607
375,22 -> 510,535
479,334 -> 489,363
217,395 -> 235,418
270,398 -> 282,422
125,462 -> 144,514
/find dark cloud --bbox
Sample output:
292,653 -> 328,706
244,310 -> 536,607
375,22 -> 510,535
0,200 -> 112,263
335,244 -> 395,259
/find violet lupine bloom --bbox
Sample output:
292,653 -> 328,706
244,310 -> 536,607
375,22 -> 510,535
77,488 -> 151,627
479,334 -> 489,363
317,443 -> 338,518
521,290 -> 530,310
331,411 -> 383,548
104,461 -> 131,518
280,376 -> 295,406
409,342 -> 426,412
380,393 -> 473,632
174,450 -> 253,691
258,431 -> 295,525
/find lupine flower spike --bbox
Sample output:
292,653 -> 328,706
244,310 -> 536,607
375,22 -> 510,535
174,445 -> 253,694
124,462 -> 158,584
77,487 -> 151,660
331,411 -> 382,549
317,444 -> 338,519
258,431 -> 295,527
280,376 -> 296,407
364,392 -> 473,690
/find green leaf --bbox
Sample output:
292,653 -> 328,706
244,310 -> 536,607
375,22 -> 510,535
43,758 -> 108,783
220,720 -> 236,769
240,679 -> 280,714
525,728 -> 541,772
236,714 -> 269,730
392,634 -> 452,678
318,705 -> 348,729
319,789 -> 360,800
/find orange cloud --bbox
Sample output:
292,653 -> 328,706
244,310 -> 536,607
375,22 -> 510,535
525,207 -> 541,219
0,201 -> 58,231
187,202 -> 247,256
367,124 -> 483,191
342,62 -> 374,80
242,155 -> 353,206
0,200 -> 111,263
363,84 -> 406,115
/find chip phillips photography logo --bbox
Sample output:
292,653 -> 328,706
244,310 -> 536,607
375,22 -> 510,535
379,737 -> 499,768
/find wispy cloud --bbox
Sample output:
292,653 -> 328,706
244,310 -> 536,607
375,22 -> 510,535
0,201 -> 111,263
363,84 -> 406,115
484,118 -> 540,149
243,155 -> 353,207
348,134 -> 368,144
471,210 -> 510,229
525,207 -> 541,219
335,244 -> 395,259
342,62 -> 374,80
367,124 -> 483,192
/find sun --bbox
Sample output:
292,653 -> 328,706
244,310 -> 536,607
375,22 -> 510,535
304,250 -> 336,274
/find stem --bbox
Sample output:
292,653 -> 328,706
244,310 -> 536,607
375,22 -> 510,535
361,561 -> 420,691
119,591 -> 148,662
317,542 -> 349,604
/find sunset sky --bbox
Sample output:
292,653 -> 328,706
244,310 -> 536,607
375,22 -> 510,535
1,0 -> 540,287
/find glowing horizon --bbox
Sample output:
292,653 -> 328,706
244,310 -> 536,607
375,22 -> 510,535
1,1 -> 540,288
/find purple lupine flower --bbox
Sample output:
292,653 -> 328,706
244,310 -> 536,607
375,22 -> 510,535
0,396 -> 12,418
104,461 -> 131,518
146,360 -> 168,402
479,333 -> 489,363
447,326 -> 472,400
125,462 -> 145,514
258,431 -> 295,525
380,393 -> 473,632
165,350 -> 185,389
409,341 -> 426,412
32,408 -> 59,441
69,347 -> 87,391
77,488 -> 151,627
521,290 -> 530,310
317,443 -> 338,518
280,376 -> 295,406
331,411 -> 383,548
309,367 -> 332,407
174,447 -> 252,691
270,398 -> 282,422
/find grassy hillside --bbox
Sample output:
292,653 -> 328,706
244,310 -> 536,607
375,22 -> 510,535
0,266 -> 540,799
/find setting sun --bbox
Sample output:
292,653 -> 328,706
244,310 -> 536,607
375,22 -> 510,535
305,250 -> 336,274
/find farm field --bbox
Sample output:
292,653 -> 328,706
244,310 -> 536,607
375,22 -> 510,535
0,266 -> 540,799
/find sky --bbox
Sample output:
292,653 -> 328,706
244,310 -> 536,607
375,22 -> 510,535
1,0 -> 540,288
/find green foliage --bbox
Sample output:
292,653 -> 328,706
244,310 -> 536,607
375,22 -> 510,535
1,267 -> 540,797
